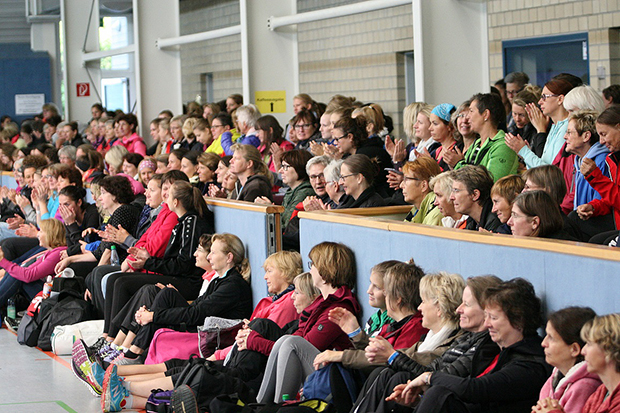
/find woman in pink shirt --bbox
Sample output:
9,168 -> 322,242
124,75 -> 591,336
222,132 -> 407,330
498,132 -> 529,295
115,113 -> 146,157
0,218 -> 67,315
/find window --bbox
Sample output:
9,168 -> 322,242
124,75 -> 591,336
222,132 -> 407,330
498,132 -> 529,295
503,33 -> 589,86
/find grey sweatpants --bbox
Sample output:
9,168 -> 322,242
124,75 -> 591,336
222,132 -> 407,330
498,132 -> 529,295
256,335 -> 320,403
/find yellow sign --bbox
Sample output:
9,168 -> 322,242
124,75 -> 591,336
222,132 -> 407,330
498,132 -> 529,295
255,90 -> 287,113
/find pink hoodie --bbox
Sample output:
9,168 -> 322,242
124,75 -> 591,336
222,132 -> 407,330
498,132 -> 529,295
539,362 -> 602,413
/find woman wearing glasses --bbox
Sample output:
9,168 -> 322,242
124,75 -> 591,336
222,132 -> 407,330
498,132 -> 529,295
332,115 -> 392,196
506,76 -> 576,169
292,109 -> 322,152
400,157 -> 444,225
257,149 -> 316,230
338,154 -> 386,209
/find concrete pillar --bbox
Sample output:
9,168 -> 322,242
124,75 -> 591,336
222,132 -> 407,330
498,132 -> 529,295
414,0 -> 489,104
60,0 -> 101,123
242,0 -> 298,126
133,0 -> 182,140
31,22 -> 62,113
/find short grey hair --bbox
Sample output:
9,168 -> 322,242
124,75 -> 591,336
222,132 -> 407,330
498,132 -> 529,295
305,155 -> 331,175
429,171 -> 455,196
235,104 -> 261,128
58,145 -> 77,160
323,159 -> 343,183
504,72 -> 529,86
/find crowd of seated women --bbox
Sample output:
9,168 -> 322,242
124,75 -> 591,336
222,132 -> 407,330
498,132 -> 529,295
2,82 -> 620,412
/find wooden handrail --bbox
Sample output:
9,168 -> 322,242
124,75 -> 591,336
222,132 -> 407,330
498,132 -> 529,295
205,197 -> 284,214
298,208 -> 620,262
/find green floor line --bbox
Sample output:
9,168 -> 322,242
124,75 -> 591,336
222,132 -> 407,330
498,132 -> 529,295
0,400 -> 78,412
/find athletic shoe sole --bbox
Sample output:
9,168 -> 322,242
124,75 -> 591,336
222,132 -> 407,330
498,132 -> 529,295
72,339 -> 93,366
171,384 -> 199,413
101,364 -> 121,412
70,358 -> 102,397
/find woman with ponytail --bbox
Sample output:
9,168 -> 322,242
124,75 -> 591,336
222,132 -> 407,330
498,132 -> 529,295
73,180 -> 215,361
333,115 -> 392,196
79,232 -> 254,365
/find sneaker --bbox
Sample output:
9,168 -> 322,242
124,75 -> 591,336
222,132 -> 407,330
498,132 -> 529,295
3,316 -> 19,332
71,358 -> 103,397
73,339 -> 94,366
101,365 -> 129,412
171,384 -> 199,413
112,354 -> 142,366
103,348 -> 123,363
97,343 -> 115,359
89,336 -> 108,353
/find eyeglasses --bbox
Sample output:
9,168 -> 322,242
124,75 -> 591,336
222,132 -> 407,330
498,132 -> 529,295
541,93 -> 561,101
332,134 -> 348,141
506,87 -> 525,97
280,163 -> 291,171
309,173 -> 325,181
403,176 -> 421,183
338,173 -> 358,182
565,129 -> 579,137
294,124 -> 313,130
307,261 -> 314,269
210,124 -> 223,129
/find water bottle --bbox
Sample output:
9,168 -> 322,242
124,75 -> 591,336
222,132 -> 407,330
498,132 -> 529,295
110,245 -> 120,266
7,297 -> 16,320
42,275 -> 53,299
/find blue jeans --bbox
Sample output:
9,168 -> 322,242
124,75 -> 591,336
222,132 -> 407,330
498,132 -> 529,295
0,273 -> 44,318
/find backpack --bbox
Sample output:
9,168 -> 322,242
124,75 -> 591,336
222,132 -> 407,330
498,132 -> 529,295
175,356 -> 256,411
37,290 -> 94,351
302,363 -> 360,413
16,291 -> 48,346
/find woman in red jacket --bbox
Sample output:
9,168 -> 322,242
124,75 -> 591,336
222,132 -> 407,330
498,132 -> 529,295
246,241 -> 360,404
577,105 -> 620,243
313,260 -> 428,370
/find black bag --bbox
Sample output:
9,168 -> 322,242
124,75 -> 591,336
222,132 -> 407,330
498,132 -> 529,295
16,313 -> 41,346
52,277 -> 86,296
36,290 -> 93,351
175,356 -> 255,411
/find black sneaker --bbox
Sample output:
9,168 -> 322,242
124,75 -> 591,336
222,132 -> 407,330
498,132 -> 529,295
4,316 -> 19,332
171,384 -> 199,413
89,336 -> 108,353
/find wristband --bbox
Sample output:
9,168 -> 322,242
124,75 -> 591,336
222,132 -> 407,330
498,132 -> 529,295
387,351 -> 399,365
347,327 -> 361,338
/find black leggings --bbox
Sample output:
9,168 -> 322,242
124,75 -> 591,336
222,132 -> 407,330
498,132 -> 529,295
109,284 -> 160,338
132,287 -> 193,350
102,272 -> 201,334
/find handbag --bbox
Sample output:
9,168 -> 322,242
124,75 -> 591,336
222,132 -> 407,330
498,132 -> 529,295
198,317 -> 243,357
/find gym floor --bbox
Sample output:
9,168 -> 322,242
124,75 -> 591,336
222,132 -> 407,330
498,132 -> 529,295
0,327 -> 142,413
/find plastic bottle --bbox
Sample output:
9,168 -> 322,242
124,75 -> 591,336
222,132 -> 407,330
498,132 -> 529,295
42,275 -> 53,299
110,245 -> 120,266
7,297 -> 16,320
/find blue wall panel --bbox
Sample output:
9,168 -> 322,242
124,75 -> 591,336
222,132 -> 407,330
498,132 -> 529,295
300,219 -> 620,322
211,205 -> 272,307
0,44 -> 52,123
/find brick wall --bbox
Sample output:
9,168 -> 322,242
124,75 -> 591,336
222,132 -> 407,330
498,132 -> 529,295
179,0 -> 412,138
487,0 -> 620,89
179,0 -> 242,105
297,0 -> 413,137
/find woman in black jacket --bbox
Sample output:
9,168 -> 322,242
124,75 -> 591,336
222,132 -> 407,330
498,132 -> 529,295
391,278 -> 551,413
98,180 -> 215,351
338,154 -> 386,209
333,114 -> 393,197
351,275 -> 502,413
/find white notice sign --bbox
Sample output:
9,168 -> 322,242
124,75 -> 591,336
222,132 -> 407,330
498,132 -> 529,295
15,94 -> 45,115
